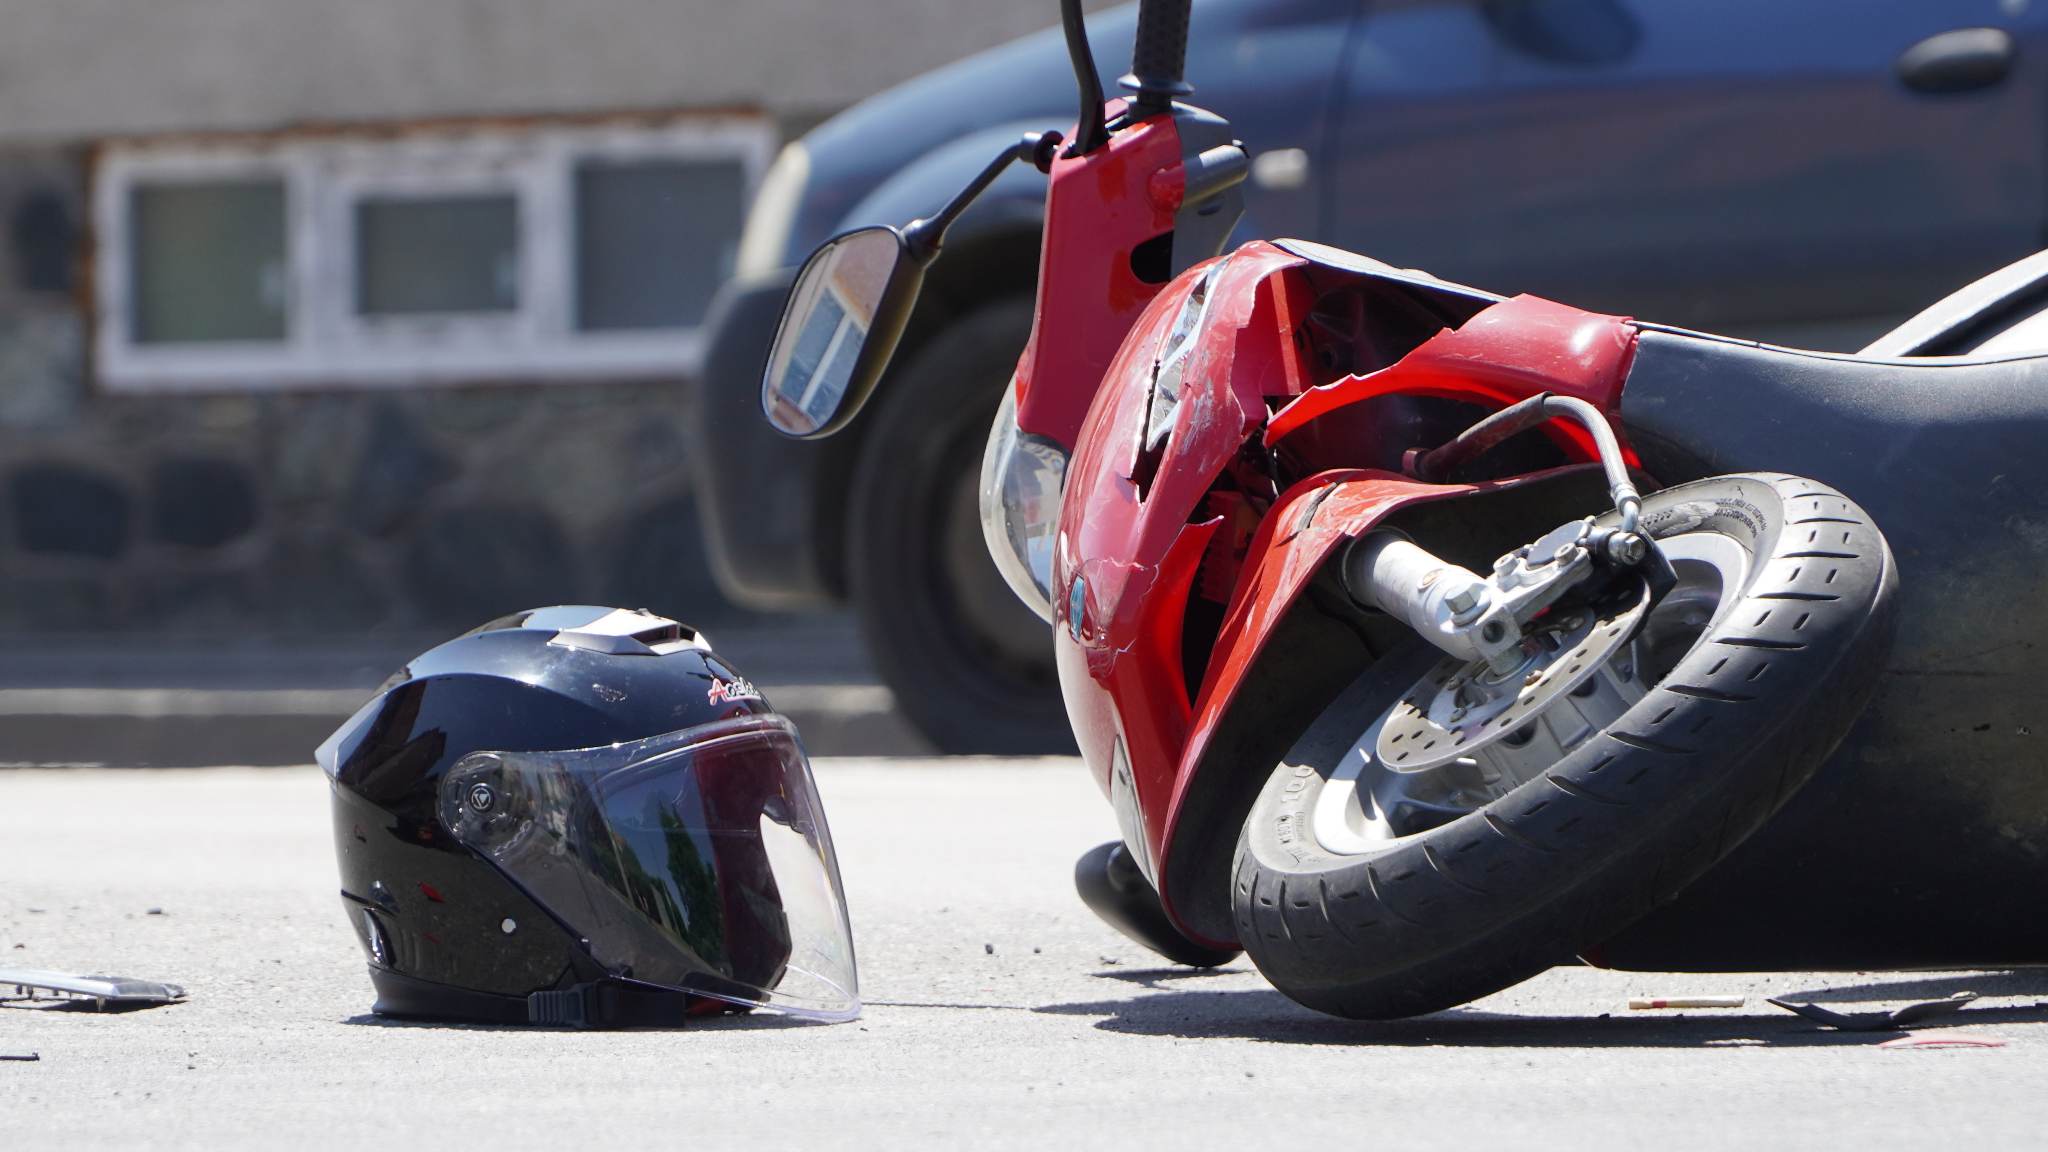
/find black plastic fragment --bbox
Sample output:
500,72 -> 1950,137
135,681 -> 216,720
1766,991 -> 1979,1032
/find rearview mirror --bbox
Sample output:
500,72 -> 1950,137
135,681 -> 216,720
761,226 -> 926,438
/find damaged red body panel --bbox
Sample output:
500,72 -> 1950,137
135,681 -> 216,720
1156,464 -> 1607,944
1013,101 -> 1186,451
1265,293 -> 1639,459
1049,238 -> 1642,942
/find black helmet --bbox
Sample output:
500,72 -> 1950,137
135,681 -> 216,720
316,606 -> 858,1028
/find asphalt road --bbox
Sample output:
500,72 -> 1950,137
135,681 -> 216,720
3,763 -> 2045,1150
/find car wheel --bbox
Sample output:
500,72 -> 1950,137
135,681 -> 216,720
846,297 -> 1075,755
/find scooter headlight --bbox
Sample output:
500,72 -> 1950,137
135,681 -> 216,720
979,384 -> 1068,623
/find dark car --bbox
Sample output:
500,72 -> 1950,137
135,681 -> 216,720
690,0 -> 2046,753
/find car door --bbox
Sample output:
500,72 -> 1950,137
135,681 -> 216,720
1323,0 -> 2048,349
1192,0 -> 1366,245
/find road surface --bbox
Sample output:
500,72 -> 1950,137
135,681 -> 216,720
2,763 -> 2043,1149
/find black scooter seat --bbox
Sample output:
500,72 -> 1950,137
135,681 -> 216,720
1606,326 -> 2048,970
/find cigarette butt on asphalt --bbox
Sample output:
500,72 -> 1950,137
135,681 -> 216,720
1629,996 -> 1746,1010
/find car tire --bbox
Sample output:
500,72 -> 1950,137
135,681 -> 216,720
845,297 -> 1075,755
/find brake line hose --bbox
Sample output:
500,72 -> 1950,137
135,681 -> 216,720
1405,392 -> 1642,535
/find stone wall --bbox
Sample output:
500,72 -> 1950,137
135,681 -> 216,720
0,145 -> 746,638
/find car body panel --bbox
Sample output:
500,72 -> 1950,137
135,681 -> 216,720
694,0 -> 2048,618
1329,0 -> 2048,345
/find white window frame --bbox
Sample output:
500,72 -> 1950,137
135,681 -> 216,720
94,114 -> 774,392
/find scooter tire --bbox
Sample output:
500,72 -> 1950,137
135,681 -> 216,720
1232,473 -> 1896,1019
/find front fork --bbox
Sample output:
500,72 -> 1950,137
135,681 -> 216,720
1350,392 -> 1662,677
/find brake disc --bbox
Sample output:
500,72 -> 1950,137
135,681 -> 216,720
1376,578 -> 1651,775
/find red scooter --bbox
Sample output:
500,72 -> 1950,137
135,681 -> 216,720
763,0 -> 2048,1018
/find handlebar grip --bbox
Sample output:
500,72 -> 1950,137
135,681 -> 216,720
1128,0 -> 1194,107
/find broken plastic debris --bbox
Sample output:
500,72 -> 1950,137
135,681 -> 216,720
1878,1033 -> 2006,1050
1629,996 -> 1746,1010
0,969 -> 187,1011
1766,991 -> 1978,1032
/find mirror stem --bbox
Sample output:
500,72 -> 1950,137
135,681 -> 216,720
903,132 -> 1062,265
1061,0 -> 1111,157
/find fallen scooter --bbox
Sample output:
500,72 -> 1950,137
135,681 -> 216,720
762,0 -> 2046,1018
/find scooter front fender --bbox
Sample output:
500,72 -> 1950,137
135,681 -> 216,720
1153,463 -> 1615,946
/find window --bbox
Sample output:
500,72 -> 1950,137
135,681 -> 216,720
786,290 -> 858,429
575,158 -> 747,332
129,179 -> 288,344
93,114 -> 772,391
356,194 -> 520,317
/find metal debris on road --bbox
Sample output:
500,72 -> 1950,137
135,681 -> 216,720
1767,991 -> 1979,1032
0,969 -> 187,1012
1,1051 -> 40,1062
1629,996 -> 1746,1010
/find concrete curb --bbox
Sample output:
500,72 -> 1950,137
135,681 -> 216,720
0,619 -> 935,766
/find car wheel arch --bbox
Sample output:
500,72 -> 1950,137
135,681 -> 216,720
812,223 -> 1044,596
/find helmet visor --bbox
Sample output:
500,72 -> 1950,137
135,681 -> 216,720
440,714 -> 857,1022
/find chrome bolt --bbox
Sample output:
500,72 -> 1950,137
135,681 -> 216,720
1605,532 -> 1650,566
1445,581 -> 1491,622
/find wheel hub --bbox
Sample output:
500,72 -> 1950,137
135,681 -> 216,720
1376,579 -> 1651,775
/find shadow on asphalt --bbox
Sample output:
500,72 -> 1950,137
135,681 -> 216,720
1029,968 -> 2048,1048
340,1011 -> 813,1033
1087,965 -> 1253,991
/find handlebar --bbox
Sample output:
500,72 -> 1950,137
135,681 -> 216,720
1127,0 -> 1194,112
1060,0 -> 1194,157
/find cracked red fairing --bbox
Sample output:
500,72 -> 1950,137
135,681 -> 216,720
1046,230 -> 1640,942
1265,292 -> 1640,458
1053,243 -> 1316,840
1152,464 -> 1605,943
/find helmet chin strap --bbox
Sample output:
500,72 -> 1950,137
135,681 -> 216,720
367,967 -> 712,1029
526,978 -> 708,1030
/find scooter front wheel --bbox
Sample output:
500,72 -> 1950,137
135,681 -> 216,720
1231,473 -> 1896,1019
